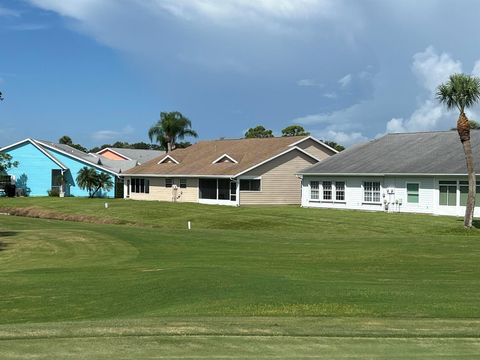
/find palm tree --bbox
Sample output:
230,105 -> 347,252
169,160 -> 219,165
148,112 -> 198,153
76,167 -> 113,198
437,73 -> 480,228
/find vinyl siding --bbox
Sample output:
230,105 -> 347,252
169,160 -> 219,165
301,175 -> 480,217
296,138 -> 337,160
126,177 -> 199,202
239,150 -> 317,205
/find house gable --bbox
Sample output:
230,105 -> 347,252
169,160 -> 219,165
158,155 -> 179,164
212,154 -> 238,164
97,148 -> 131,161
293,137 -> 338,160
239,148 -> 319,205
1,140 -> 66,196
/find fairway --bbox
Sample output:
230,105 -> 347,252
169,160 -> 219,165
1,198 -> 480,358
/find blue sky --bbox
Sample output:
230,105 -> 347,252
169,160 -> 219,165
1,0 -> 480,148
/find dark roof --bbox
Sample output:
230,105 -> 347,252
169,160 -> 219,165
125,136 -> 318,176
300,130 -> 480,175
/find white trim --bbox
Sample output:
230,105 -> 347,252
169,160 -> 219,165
212,154 -> 238,164
96,148 -> 132,161
405,182 -> 420,204
362,180 -> 382,205
158,154 -> 179,164
298,172 -> 474,176
0,138 -> 68,170
121,174 -> 233,178
198,198 -> 238,206
234,146 -> 321,178
35,140 -> 119,176
287,136 -> 339,154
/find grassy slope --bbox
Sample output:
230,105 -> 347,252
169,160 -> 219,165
1,198 -> 480,358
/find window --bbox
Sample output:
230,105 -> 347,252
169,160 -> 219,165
131,178 -> 149,194
364,181 -> 381,203
439,181 -> 456,206
323,181 -> 332,200
180,178 -> 187,189
310,181 -> 320,200
335,182 -> 345,201
459,181 -> 480,206
310,180 -> 346,202
165,178 -> 173,188
240,179 -> 261,191
406,183 -> 419,204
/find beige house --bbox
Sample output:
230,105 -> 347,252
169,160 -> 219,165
122,136 -> 336,206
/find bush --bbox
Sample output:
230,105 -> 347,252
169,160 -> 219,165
47,188 -> 60,197
4,184 -> 16,197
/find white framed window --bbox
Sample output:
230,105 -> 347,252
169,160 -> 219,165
439,180 -> 457,206
363,181 -> 381,203
322,181 -> 332,200
131,178 -> 149,194
180,178 -> 187,189
335,181 -> 345,201
309,180 -> 346,202
165,178 -> 173,188
310,181 -> 320,200
459,181 -> 480,206
406,183 -> 419,204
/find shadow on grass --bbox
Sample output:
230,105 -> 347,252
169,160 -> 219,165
0,231 -> 18,251
472,220 -> 480,229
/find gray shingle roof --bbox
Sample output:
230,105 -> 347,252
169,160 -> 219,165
35,140 -> 138,175
299,130 -> 480,175
97,157 -> 138,173
101,148 -> 165,164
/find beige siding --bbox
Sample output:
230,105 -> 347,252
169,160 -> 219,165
239,150 -> 317,205
296,138 -> 336,160
128,177 -> 199,202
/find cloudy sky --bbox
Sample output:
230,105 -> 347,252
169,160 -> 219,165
1,0 -> 480,148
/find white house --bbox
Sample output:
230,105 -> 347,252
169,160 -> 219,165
299,131 -> 480,217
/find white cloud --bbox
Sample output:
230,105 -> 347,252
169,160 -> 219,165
323,92 -> 337,99
314,129 -> 367,146
297,78 -> 323,87
412,46 -> 461,92
91,125 -> 134,142
386,47 -> 463,133
472,60 -> 480,78
338,73 -> 352,88
0,6 -> 20,17
28,0 -> 342,25
293,102 -> 370,146
7,23 -> 50,31
152,0 -> 339,23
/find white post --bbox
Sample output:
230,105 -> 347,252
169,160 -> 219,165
187,221 -> 191,230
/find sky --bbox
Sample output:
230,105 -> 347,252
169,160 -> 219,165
1,0 -> 480,149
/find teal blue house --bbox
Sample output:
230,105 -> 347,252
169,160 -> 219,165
1,138 -> 124,197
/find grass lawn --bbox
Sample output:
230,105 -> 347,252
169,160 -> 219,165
1,198 -> 480,358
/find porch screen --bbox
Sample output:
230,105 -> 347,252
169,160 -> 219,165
199,179 -> 217,199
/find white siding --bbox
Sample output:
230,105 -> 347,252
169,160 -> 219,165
302,175 -> 480,217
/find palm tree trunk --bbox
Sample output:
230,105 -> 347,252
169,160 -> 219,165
457,112 -> 476,228
167,142 -> 172,153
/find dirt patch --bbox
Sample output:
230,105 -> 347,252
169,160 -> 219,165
0,207 -> 136,226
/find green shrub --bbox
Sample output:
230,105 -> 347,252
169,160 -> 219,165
47,188 -> 60,197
